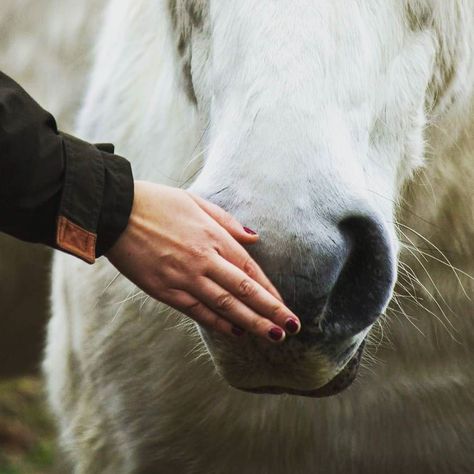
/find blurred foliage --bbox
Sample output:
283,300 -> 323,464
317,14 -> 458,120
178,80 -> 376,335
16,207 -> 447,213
0,377 -> 57,474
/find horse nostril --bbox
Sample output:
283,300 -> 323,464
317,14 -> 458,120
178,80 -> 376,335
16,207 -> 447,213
243,212 -> 395,340
320,215 -> 396,338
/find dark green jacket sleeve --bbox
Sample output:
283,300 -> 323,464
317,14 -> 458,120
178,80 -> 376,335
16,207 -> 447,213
0,71 -> 133,263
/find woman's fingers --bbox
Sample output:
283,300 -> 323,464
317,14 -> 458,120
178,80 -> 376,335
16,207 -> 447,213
216,235 -> 284,302
164,289 -> 244,338
188,193 -> 284,302
205,255 -> 301,335
188,277 -> 288,343
188,192 -> 259,244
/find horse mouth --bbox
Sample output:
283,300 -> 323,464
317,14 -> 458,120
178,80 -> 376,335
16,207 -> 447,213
236,343 -> 365,398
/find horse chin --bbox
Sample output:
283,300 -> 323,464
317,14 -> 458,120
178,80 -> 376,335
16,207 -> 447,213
233,343 -> 365,398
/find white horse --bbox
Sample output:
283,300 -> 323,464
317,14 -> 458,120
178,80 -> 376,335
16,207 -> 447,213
44,1 -> 474,472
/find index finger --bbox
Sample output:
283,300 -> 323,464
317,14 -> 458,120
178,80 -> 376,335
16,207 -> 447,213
205,254 -> 301,335
216,231 -> 284,302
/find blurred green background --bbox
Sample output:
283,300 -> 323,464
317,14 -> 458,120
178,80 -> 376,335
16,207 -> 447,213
0,378 -> 56,474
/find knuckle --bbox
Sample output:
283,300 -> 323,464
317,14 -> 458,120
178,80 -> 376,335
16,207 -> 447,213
188,244 -> 210,260
213,317 -> 227,333
207,314 -> 220,331
158,253 -> 179,272
183,300 -> 202,313
215,293 -> 234,311
159,267 -> 179,286
221,213 -> 234,228
238,279 -> 257,298
210,240 -> 224,257
203,227 -> 220,244
270,304 -> 284,320
242,258 -> 257,278
248,316 -> 263,333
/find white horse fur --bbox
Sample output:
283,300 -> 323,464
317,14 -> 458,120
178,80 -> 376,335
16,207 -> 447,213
44,1 -> 474,473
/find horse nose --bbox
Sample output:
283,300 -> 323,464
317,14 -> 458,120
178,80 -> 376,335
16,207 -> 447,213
253,215 -> 396,340
319,215 -> 396,338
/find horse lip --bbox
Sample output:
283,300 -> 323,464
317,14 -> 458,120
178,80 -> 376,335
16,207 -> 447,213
234,342 -> 365,398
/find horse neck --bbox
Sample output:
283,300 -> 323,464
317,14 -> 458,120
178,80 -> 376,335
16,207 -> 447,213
399,0 -> 474,298
75,0 -> 201,186
400,100 -> 474,299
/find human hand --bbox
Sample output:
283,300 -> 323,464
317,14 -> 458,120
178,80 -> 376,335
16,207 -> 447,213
106,181 -> 301,343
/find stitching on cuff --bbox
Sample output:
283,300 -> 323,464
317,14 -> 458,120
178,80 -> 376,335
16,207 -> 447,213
59,133 -> 105,233
56,215 -> 97,264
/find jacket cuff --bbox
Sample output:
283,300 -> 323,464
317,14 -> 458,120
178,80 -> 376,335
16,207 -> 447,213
56,133 -> 133,263
95,147 -> 134,257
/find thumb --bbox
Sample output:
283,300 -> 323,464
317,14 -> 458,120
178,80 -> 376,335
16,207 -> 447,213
188,193 -> 259,243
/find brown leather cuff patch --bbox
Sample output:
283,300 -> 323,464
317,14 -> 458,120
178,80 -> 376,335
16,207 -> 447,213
56,216 -> 97,264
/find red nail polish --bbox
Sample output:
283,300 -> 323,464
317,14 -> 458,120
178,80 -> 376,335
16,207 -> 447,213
243,227 -> 257,235
232,326 -> 245,337
268,327 -> 284,342
285,318 -> 300,335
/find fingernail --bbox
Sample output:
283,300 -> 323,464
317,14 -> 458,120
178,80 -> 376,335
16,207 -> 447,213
268,327 -> 285,342
285,318 -> 300,335
232,326 -> 245,337
243,226 -> 257,235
